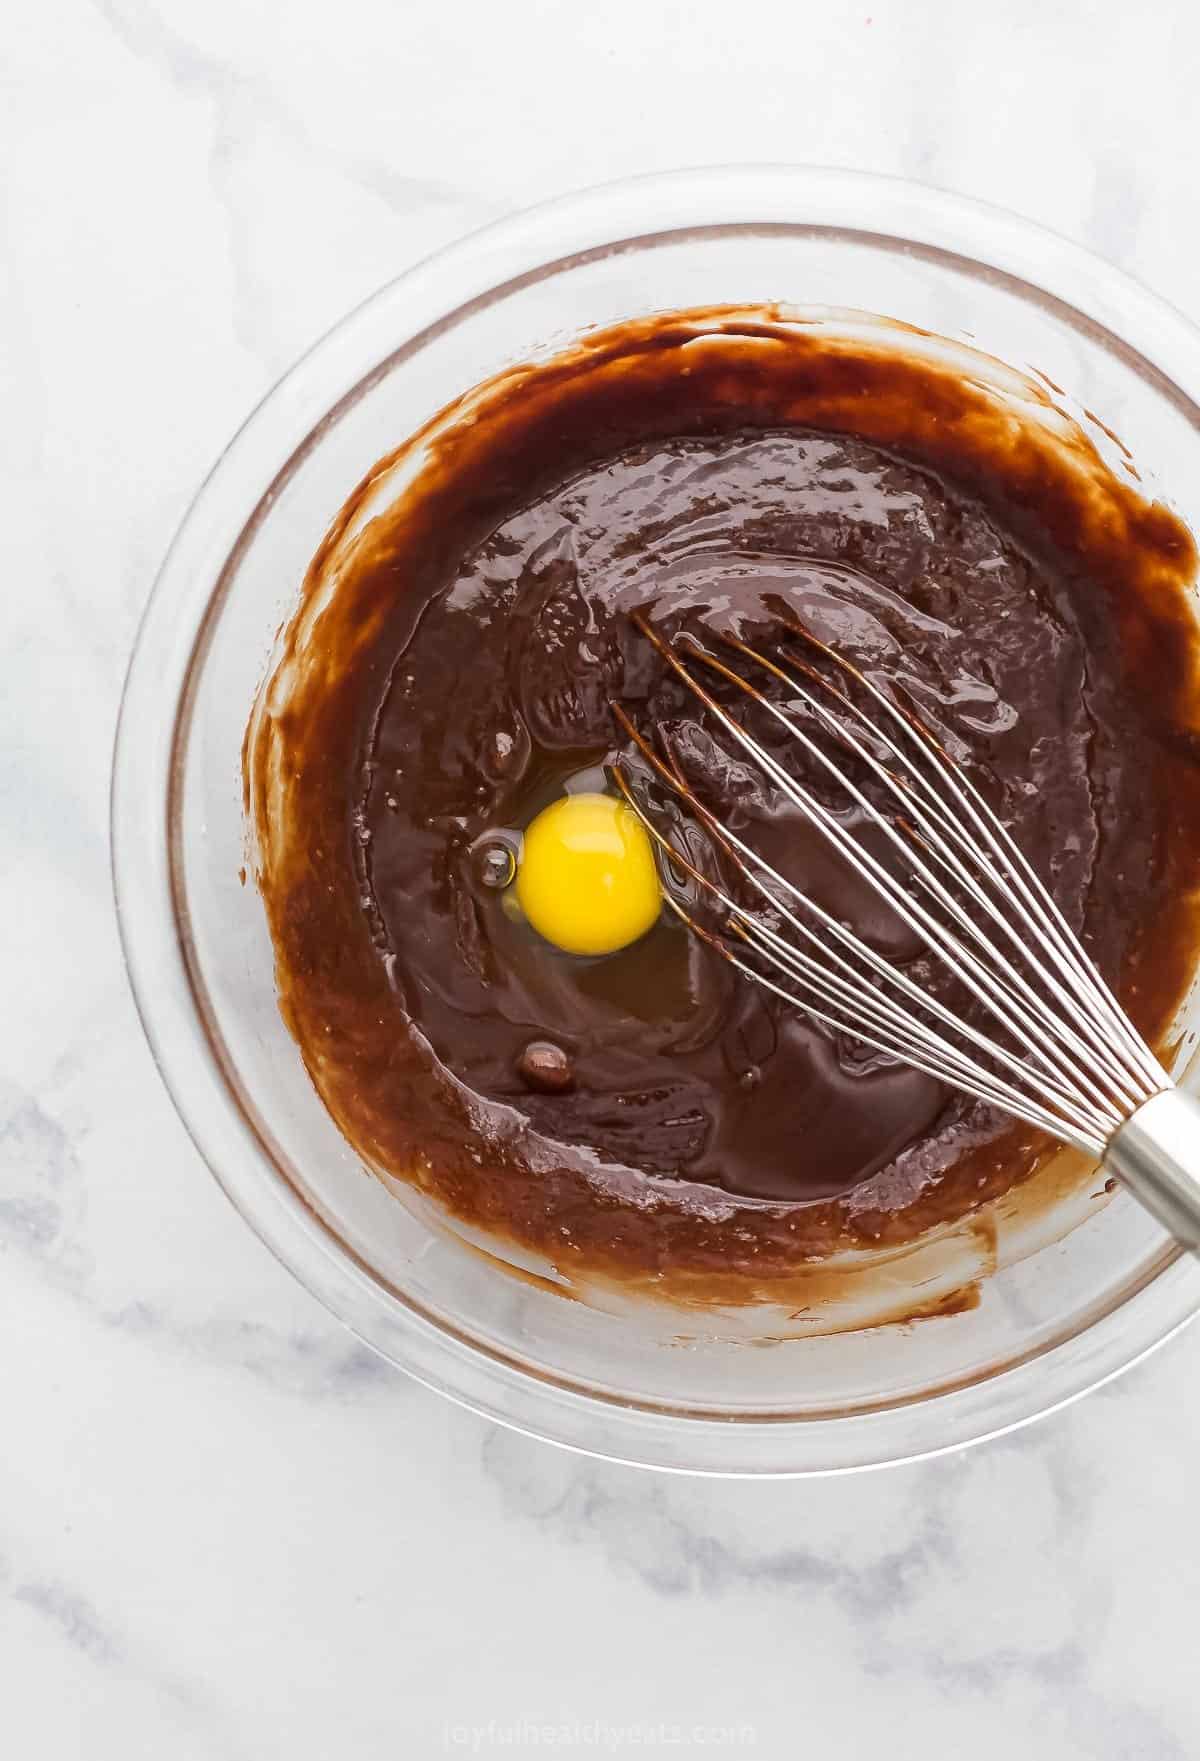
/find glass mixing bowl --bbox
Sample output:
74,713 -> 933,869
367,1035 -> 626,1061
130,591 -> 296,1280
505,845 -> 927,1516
113,166 -> 1200,1474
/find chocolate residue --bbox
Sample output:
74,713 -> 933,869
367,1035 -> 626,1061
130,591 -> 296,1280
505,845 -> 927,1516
245,307 -> 1200,1302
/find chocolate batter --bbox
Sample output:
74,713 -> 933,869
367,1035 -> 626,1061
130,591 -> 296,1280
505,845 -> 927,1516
245,310 -> 1200,1295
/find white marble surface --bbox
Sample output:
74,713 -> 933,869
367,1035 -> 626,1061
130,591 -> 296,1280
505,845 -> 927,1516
6,1 -> 1200,1754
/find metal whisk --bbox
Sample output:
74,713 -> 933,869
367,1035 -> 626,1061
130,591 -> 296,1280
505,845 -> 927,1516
613,613 -> 1200,1250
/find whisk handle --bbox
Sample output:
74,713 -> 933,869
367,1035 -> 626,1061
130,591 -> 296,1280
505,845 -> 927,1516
1106,1090 -> 1200,1251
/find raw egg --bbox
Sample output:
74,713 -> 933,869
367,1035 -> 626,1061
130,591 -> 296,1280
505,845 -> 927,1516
516,792 -> 661,956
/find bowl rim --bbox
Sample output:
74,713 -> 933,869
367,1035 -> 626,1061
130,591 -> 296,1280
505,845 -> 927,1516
112,163 -> 1200,1475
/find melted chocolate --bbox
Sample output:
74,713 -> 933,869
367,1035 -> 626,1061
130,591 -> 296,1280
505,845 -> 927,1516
246,311 -> 1200,1294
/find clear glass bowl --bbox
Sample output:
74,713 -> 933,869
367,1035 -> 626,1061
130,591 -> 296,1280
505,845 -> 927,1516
113,166 -> 1200,1474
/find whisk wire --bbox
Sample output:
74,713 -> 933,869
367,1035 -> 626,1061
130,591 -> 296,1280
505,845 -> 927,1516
639,622 -> 1138,1124
777,617 -> 1167,1095
614,614 -> 1169,1161
716,919 -> 1110,1156
728,916 -> 1110,1148
616,761 -> 1118,1153
718,637 -> 1154,1117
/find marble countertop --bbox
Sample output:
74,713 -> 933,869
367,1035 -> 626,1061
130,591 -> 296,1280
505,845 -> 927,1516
6,1 -> 1200,1754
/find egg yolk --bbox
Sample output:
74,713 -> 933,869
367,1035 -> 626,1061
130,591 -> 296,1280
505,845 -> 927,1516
516,792 -> 661,956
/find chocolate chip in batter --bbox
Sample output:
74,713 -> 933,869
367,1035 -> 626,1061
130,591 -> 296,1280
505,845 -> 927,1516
518,1040 -> 576,1094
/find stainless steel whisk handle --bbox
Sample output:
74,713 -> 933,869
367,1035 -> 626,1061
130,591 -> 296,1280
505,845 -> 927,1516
1107,1090 -> 1200,1252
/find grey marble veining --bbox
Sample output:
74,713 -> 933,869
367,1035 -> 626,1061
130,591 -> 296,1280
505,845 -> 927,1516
5,1 -> 1200,1754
